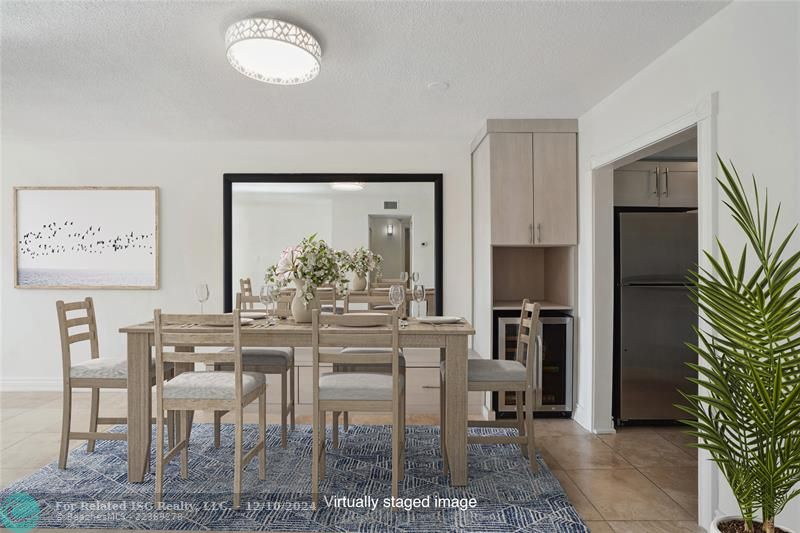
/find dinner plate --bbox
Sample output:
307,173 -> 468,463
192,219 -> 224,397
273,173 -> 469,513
207,318 -> 254,326
418,316 -> 463,325
240,311 -> 267,319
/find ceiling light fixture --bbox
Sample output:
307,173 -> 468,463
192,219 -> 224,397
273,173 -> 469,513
225,18 -> 322,85
330,182 -> 364,191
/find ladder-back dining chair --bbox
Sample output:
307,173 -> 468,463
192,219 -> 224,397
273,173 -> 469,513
333,290 -> 406,445
211,291 -> 295,448
440,299 -> 541,474
311,310 -> 405,509
153,310 -> 266,508
56,297 -> 173,469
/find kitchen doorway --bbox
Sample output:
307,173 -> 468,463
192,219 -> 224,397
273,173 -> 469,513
612,131 -> 699,425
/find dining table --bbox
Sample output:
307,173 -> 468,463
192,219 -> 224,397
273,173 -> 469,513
119,315 -> 475,486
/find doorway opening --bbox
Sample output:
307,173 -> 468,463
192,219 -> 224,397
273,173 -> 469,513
611,128 -> 699,426
368,215 -> 412,282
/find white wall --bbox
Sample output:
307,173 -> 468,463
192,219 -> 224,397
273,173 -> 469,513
577,1 -> 799,526
232,194 -> 334,297
0,140 -> 470,389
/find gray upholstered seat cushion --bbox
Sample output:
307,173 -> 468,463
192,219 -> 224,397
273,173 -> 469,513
163,371 -> 265,400
70,357 -> 130,379
441,359 -> 528,383
319,372 -> 404,401
220,347 -> 294,367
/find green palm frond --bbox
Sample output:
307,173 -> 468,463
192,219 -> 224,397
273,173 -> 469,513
676,156 -> 800,532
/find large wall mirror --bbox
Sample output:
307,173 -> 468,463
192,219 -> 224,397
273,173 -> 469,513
223,174 -> 443,314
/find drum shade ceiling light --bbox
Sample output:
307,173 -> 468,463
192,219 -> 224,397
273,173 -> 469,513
225,18 -> 322,85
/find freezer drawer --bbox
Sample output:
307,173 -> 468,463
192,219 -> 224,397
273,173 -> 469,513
619,285 -> 697,421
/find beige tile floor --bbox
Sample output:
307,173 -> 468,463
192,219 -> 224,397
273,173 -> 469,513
0,391 -> 701,532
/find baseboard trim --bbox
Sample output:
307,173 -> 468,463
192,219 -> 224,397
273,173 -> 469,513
1,378 -> 62,391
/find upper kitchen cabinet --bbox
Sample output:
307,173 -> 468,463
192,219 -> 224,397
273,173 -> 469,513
471,120 -> 578,246
614,160 -> 697,208
488,133 -> 534,245
533,133 -> 577,245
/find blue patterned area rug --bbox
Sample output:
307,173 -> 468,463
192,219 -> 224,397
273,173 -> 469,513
0,424 -> 588,532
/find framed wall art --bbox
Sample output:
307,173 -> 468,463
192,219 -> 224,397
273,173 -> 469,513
13,186 -> 159,289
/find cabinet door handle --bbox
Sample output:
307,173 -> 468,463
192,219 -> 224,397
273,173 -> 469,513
529,223 -> 533,244
536,223 -> 542,243
663,168 -> 669,197
652,167 -> 659,196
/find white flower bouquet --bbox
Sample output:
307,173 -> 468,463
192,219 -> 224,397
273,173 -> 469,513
345,247 -> 383,277
265,234 -> 347,305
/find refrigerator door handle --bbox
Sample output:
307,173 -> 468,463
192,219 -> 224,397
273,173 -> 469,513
663,168 -> 669,197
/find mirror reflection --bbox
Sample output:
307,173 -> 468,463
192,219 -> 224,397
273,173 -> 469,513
231,180 -> 437,313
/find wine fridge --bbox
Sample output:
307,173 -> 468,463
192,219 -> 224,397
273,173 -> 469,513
492,310 -> 573,415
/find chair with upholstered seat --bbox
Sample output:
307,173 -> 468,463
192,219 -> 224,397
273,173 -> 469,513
56,297 -> 173,469
311,310 -> 405,509
153,310 -> 266,508
440,299 -> 541,474
212,289 -> 295,448
332,291 -> 407,445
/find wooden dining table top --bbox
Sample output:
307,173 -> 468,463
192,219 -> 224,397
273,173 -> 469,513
119,316 -> 474,336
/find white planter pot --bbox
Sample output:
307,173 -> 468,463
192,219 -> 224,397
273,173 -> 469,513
351,274 -> 367,291
711,516 -> 796,533
290,279 -> 319,323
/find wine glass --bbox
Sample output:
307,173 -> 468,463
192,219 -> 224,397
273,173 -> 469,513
260,284 -> 276,324
389,284 -> 406,326
195,284 -> 210,314
400,271 -> 409,288
411,271 -> 420,284
413,284 -> 425,318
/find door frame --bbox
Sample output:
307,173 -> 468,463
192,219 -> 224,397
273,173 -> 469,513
587,93 -> 718,526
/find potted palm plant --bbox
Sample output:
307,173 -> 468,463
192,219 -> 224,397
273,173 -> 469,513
679,157 -> 800,533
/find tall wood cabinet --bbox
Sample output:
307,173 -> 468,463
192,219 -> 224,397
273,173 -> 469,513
471,119 -> 579,378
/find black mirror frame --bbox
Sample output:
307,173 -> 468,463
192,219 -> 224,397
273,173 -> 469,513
223,173 -> 443,314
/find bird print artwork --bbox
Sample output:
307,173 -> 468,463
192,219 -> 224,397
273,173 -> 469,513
15,187 -> 158,288
17,220 -> 154,259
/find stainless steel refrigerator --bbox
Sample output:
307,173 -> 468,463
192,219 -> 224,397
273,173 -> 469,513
616,210 -> 698,422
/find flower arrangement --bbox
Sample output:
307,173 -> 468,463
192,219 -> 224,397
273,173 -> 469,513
344,247 -> 383,278
265,234 -> 347,305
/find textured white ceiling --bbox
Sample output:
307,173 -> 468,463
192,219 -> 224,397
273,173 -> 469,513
1,1 -> 727,142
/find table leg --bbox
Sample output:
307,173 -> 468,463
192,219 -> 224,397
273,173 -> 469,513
444,335 -> 468,485
127,332 -> 151,483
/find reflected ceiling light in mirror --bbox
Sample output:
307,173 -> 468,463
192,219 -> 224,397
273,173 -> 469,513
330,182 -> 364,191
225,18 -> 322,85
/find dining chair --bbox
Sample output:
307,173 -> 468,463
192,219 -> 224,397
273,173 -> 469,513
440,299 -> 541,474
153,310 -> 266,508
311,309 -> 405,509
211,292 -> 295,448
55,297 -> 173,469
317,284 -> 341,314
333,290 -> 406,445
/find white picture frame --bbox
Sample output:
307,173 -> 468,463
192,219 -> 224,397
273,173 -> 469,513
13,186 -> 160,289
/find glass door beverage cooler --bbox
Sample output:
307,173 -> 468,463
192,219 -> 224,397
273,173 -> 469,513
492,310 -> 573,416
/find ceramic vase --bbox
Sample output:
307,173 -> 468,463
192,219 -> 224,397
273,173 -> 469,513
291,279 -> 319,323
